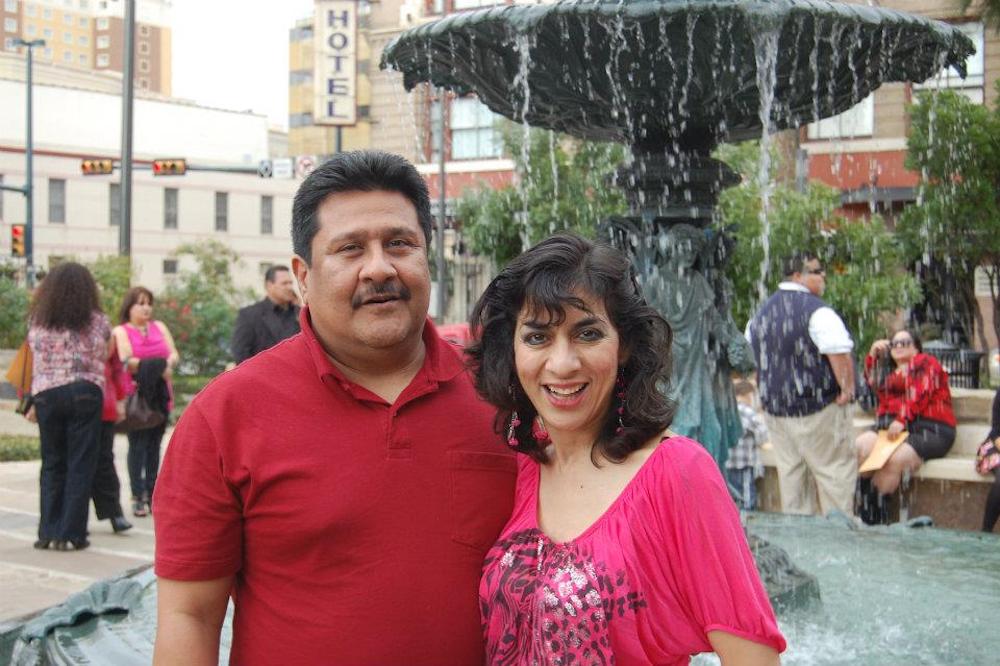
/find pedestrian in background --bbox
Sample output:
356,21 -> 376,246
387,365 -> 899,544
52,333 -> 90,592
230,265 -> 300,364
25,262 -> 112,552
747,251 -> 857,517
91,353 -> 132,534
726,380 -> 768,511
113,287 -> 179,518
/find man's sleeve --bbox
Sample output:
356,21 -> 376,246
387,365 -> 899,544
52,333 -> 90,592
154,402 -> 243,580
230,306 -> 253,365
808,307 -> 854,355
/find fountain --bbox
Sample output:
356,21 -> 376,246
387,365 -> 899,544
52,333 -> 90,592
380,0 -> 975,469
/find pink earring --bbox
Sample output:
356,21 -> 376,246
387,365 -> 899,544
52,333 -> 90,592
615,373 -> 627,435
507,411 -> 521,448
532,416 -> 549,444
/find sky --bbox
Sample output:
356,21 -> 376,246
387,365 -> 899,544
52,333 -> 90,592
171,0 -> 316,129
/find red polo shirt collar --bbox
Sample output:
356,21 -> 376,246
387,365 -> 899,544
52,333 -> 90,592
298,305 -> 465,403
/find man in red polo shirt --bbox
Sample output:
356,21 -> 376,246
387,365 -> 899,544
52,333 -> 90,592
152,151 -> 516,665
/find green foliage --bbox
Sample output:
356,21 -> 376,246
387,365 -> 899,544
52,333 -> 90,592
85,255 -> 134,322
715,141 -> 920,353
155,240 -> 252,376
896,88 -> 1000,348
0,435 -> 40,462
457,123 -> 626,268
958,0 -> 1000,33
0,277 -> 30,348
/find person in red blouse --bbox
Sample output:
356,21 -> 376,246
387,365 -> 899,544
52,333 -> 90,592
855,329 -> 956,506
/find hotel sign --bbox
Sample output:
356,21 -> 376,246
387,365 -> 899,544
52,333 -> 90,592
314,0 -> 357,126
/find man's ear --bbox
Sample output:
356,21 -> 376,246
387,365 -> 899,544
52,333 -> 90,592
291,255 -> 309,304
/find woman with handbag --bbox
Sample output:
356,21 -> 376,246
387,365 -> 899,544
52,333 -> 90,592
26,262 -> 112,551
113,286 -> 180,518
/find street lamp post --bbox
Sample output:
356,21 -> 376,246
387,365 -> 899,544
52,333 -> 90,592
11,39 -> 45,286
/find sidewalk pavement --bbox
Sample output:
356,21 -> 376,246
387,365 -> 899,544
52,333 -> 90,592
0,401 -> 166,624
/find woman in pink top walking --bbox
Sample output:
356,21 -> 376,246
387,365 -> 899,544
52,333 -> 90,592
467,234 -> 785,665
113,286 -> 180,518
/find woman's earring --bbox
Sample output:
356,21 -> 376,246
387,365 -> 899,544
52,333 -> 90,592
615,373 -> 627,435
507,411 -> 521,448
532,416 -> 549,444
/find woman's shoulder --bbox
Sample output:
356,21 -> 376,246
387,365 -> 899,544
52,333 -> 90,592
629,434 -> 722,498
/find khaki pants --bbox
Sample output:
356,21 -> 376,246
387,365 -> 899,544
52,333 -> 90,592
764,402 -> 856,516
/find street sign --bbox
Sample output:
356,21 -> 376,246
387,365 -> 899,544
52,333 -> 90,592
257,160 -> 273,178
272,158 -> 294,180
295,155 -> 318,179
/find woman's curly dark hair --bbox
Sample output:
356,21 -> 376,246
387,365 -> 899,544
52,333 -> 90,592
30,261 -> 101,332
466,232 -> 674,465
118,286 -> 154,324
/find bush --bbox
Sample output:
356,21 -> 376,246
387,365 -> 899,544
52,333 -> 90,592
0,277 -> 29,348
0,435 -> 40,462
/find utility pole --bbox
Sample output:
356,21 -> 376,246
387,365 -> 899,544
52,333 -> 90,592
436,88 -> 448,323
119,0 -> 136,257
3,39 -> 46,287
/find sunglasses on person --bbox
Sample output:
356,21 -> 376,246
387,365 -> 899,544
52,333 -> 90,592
890,339 -> 914,349
801,264 -> 826,276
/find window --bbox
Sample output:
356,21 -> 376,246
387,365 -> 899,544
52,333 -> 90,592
162,259 -> 178,275
138,41 -> 148,54
48,179 -> 66,224
138,24 -> 149,37
137,77 -> 148,88
11,0 -> 24,13
289,25 -> 313,41
289,69 -> 312,85
63,31 -> 72,43
288,112 -> 313,128
914,22 -> 985,104
42,47 -> 51,58
449,97 -> 502,160
42,27 -> 52,38
260,195 -> 273,235
452,0 -> 502,9
77,53 -> 86,64
109,183 -> 120,226
42,8 -> 51,19
79,17 -> 88,28
138,58 -> 149,72
62,13 -> 72,24
79,0 -> 88,9
62,49 -> 71,62
164,187 -> 177,229
96,16 -> 108,30
96,53 -> 108,66
807,94 -> 874,140
96,34 -> 109,48
5,18 -> 17,32
78,35 -> 88,46
215,192 -> 228,232
4,38 -> 15,51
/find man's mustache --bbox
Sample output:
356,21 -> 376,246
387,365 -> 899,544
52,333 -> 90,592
351,284 -> 412,309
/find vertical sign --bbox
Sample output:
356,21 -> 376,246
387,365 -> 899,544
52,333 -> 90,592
315,0 -> 357,126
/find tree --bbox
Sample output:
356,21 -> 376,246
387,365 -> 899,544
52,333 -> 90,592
155,240 -> 254,376
896,86 -> 1000,350
958,0 -> 1000,33
85,255 -> 134,321
457,124 -> 626,268
715,141 -> 920,354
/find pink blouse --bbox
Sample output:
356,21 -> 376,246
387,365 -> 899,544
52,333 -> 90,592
28,310 -> 111,396
480,436 -> 785,665
120,320 -> 174,410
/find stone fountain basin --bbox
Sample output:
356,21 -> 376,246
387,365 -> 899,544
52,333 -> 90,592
7,512 -> 997,665
381,0 -> 974,145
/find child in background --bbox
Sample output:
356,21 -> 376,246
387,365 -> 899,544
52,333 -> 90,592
726,380 -> 768,510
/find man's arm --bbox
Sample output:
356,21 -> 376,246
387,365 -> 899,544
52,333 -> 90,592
230,306 -> 254,365
154,576 -> 233,666
826,352 -> 856,405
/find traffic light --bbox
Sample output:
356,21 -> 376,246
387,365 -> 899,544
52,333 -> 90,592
10,224 -> 25,258
81,158 -> 114,175
152,158 -> 186,176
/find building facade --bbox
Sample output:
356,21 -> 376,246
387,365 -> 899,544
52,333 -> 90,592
2,0 -> 171,94
0,52 -> 299,295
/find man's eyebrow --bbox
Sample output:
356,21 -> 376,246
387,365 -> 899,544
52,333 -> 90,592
322,226 -> 422,250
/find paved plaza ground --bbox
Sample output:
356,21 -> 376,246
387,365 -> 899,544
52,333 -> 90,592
0,402 -> 163,625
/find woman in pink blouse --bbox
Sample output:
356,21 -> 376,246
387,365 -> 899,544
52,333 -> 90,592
26,262 -> 112,552
467,234 -> 784,665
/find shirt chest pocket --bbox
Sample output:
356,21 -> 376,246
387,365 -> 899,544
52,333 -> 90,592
449,450 -> 517,552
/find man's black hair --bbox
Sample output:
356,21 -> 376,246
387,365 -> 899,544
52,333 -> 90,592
264,265 -> 290,284
291,150 -> 432,265
782,251 -> 819,278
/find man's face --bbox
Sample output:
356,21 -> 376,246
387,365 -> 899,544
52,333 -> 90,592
793,259 -> 826,297
292,189 -> 431,355
265,269 -> 297,306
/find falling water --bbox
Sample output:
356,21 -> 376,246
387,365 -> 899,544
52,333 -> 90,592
752,26 -> 780,303
513,31 -> 534,249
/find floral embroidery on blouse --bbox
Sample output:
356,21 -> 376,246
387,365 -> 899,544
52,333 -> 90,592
29,311 -> 111,395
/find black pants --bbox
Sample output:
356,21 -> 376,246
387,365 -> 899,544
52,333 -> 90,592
34,381 -> 103,542
127,422 -> 166,500
92,421 -> 125,520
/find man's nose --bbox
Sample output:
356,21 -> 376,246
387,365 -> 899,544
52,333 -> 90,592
359,246 -> 398,282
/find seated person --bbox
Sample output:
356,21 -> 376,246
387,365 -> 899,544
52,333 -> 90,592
978,387 -> 1000,533
855,329 -> 956,518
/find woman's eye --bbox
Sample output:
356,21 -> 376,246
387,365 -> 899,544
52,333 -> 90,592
578,328 -> 605,342
523,332 -> 547,345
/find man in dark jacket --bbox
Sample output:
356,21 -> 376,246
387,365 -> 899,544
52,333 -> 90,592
230,265 -> 300,363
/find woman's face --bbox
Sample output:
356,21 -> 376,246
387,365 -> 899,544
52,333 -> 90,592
889,332 -> 917,365
129,294 -> 153,326
513,291 -> 624,444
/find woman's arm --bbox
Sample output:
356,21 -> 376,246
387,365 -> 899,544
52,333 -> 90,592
708,630 -> 780,666
112,326 -> 133,363
157,321 -> 181,369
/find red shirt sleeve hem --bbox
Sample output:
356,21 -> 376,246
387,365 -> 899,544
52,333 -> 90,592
704,623 -> 787,654
154,557 -> 241,582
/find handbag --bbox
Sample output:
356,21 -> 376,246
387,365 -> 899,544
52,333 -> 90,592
7,340 -> 33,415
975,438 -> 1000,476
115,391 -> 166,434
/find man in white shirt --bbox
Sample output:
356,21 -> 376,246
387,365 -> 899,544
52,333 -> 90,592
746,252 -> 856,516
